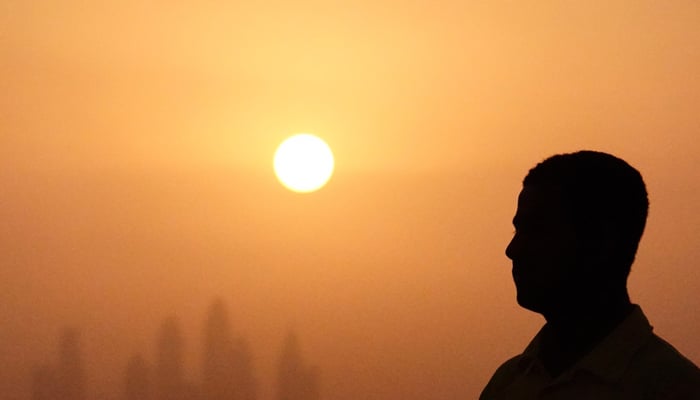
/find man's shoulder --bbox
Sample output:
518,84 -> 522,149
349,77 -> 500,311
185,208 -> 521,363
632,333 -> 700,380
622,332 -> 700,398
479,354 -> 530,399
492,353 -> 528,375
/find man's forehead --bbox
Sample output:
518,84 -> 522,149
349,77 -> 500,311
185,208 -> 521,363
514,185 -> 565,222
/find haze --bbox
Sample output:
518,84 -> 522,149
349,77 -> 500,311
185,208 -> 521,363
2,1 -> 699,399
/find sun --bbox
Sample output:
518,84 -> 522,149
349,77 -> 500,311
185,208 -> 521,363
274,134 -> 335,193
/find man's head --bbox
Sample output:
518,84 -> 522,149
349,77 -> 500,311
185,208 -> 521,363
505,151 -> 649,316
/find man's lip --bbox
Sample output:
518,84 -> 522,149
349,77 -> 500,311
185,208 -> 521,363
511,263 -> 525,279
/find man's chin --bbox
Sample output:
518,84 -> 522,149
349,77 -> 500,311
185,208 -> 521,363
516,293 -> 546,314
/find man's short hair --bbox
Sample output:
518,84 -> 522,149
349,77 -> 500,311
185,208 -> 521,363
523,150 -> 649,278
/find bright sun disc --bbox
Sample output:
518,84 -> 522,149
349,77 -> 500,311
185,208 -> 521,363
274,134 -> 335,193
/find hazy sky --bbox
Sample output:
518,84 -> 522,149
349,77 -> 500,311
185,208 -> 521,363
2,1 -> 699,399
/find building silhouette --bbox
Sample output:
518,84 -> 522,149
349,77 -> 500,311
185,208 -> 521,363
31,299 -> 321,400
202,298 -> 257,400
31,365 -> 55,400
57,329 -> 86,400
124,353 -> 151,400
276,331 -> 319,400
155,316 -> 187,400
32,328 -> 86,400
202,299 -> 235,400
230,337 -> 256,400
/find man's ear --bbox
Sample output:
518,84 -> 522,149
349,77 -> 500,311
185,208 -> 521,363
578,220 -> 620,261
597,220 -> 621,252
587,220 -> 631,287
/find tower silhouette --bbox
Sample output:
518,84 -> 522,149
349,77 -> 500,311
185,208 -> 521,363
155,316 -> 186,400
231,337 -> 257,400
276,331 -> 319,400
124,353 -> 151,400
203,299 -> 236,400
31,365 -> 55,400
202,298 -> 257,400
57,328 -> 86,400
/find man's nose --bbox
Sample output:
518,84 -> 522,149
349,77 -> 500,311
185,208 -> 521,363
505,234 -> 517,260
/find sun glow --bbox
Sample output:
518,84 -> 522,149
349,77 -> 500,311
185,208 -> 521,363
274,134 -> 335,193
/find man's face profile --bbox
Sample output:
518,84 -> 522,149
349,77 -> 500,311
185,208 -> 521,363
484,152 -> 700,400
506,185 -> 579,315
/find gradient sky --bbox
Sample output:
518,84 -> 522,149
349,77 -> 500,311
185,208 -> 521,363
2,1 -> 699,399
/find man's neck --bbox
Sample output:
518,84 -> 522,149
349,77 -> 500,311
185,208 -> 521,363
538,292 -> 634,378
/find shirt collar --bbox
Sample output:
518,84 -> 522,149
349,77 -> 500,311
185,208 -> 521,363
575,305 -> 653,382
516,305 -> 654,382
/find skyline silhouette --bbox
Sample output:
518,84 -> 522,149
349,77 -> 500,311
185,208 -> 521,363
32,299 -> 318,400
32,329 -> 86,400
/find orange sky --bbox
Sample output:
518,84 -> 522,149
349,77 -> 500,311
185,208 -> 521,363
2,1 -> 699,399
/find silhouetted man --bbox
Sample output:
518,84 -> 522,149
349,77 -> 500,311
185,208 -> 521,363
480,151 -> 700,399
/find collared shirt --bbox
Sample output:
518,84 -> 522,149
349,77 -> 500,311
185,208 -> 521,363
480,306 -> 700,400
